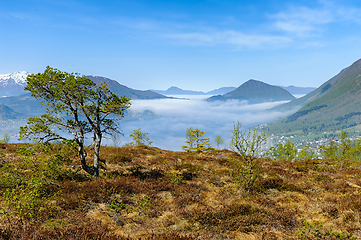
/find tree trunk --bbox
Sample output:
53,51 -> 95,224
77,141 -> 93,175
92,137 -> 101,177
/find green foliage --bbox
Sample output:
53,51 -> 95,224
318,130 -> 361,168
296,221 -> 355,240
229,121 -> 268,193
132,196 -> 151,212
182,128 -> 213,153
185,127 -> 194,149
0,141 -> 84,224
19,66 -> 131,177
0,133 -> 10,144
2,177 -> 56,223
167,171 -> 186,184
109,198 -> 127,211
297,145 -> 316,161
269,140 -> 297,161
230,121 -> 268,160
128,128 -> 152,146
214,135 -> 224,149
109,195 -> 151,214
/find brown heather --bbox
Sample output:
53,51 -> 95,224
0,143 -> 360,239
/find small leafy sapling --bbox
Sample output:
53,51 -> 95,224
318,130 -> 358,169
0,133 -> 10,144
269,140 -> 297,161
185,127 -> 194,149
182,128 -> 213,153
214,135 -> 224,150
229,121 -> 268,193
128,128 -> 152,146
297,145 -> 316,161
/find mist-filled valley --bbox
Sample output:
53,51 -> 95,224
115,95 -> 298,150
0,94 -> 299,150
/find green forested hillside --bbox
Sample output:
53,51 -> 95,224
207,79 -> 295,103
267,58 -> 361,135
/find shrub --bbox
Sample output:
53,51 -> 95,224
214,135 -> 224,150
229,121 -> 268,193
182,128 -> 213,153
128,128 -> 152,146
269,140 -> 297,161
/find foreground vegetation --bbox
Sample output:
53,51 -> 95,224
0,141 -> 361,239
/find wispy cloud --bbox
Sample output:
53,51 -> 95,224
271,1 -> 361,37
165,30 -> 292,48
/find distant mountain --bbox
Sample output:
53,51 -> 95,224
0,104 -> 24,120
266,58 -> 361,135
280,86 -> 316,95
152,86 -> 204,95
0,71 -> 28,97
0,93 -> 43,114
207,79 -> 295,104
205,87 -> 236,95
0,75 -> 169,115
152,86 -> 236,96
86,76 -> 169,99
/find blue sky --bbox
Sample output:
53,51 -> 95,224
1,0 -> 361,91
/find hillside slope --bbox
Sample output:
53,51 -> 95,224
0,144 -> 359,239
207,79 -> 295,103
0,104 -> 24,119
267,58 -> 361,135
0,76 -> 169,115
86,76 -> 169,99
0,93 -> 43,114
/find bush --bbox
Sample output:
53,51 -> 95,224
229,121 -> 267,193
269,140 -> 297,161
182,128 -> 213,153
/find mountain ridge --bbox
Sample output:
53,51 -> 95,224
207,79 -> 295,104
85,76 -> 169,100
266,58 -> 361,135
0,71 -> 29,97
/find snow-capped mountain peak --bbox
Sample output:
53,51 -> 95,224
0,71 -> 29,86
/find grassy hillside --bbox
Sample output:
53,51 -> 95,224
208,79 -> 295,104
267,58 -> 361,135
0,143 -> 359,239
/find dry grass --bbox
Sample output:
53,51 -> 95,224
0,144 -> 360,239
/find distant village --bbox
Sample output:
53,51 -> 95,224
269,129 -> 361,157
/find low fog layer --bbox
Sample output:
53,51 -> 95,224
1,96 -> 298,151
115,96 -> 297,151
